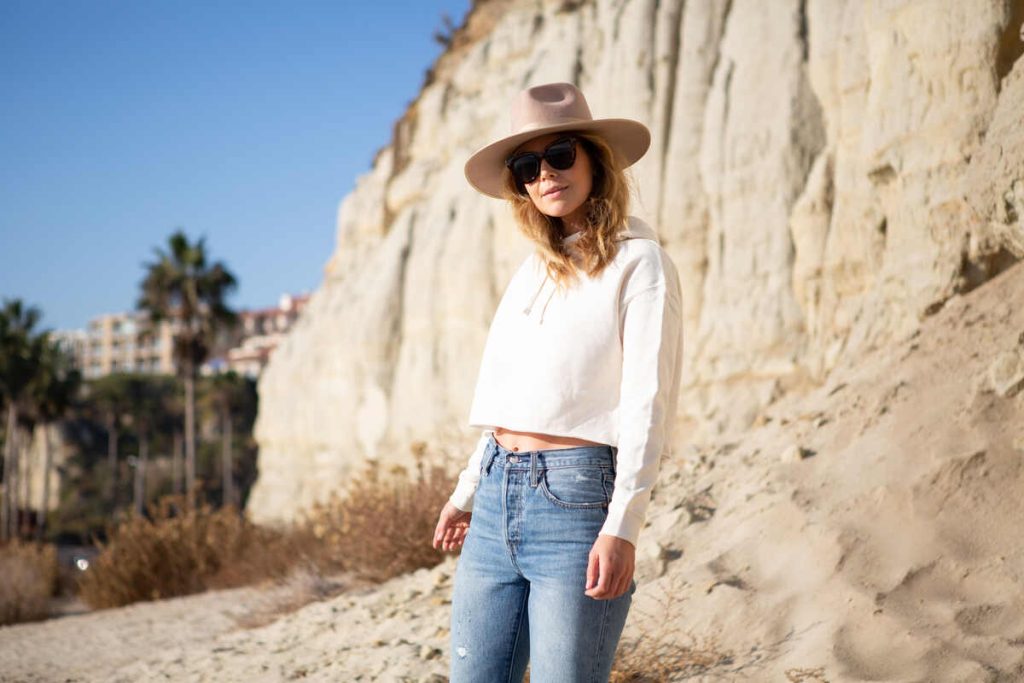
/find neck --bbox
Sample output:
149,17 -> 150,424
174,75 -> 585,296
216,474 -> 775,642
559,213 -> 587,237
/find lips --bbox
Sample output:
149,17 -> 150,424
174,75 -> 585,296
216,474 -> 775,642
543,185 -> 568,197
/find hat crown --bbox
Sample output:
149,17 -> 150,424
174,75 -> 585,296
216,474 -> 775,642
510,82 -> 593,135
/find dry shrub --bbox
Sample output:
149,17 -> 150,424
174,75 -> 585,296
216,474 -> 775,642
608,573 -> 733,681
0,540 -> 58,625
785,667 -> 830,682
78,495 -> 298,609
232,567 -> 353,630
77,441 -> 458,611
522,572 -> 732,682
301,442 -> 456,583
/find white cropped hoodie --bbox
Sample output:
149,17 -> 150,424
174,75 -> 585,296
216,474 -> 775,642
448,215 -> 684,547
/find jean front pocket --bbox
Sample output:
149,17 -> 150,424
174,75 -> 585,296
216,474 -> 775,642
538,465 -> 614,509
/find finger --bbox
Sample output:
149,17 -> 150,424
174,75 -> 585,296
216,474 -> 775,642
434,518 -> 452,548
585,559 -> 608,597
613,574 -> 627,599
592,560 -> 614,598
438,526 -> 452,551
585,552 -> 599,591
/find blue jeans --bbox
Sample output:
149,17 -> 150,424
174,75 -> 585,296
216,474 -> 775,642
449,434 -> 636,682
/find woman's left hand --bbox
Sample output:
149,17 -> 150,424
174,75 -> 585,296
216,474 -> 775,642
584,534 -> 635,600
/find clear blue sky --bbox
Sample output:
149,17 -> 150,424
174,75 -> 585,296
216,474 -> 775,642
0,0 -> 471,331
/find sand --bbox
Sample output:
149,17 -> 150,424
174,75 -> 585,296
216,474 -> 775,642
2,262 -> 1023,682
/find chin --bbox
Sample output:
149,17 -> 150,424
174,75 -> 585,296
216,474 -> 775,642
543,200 -> 581,217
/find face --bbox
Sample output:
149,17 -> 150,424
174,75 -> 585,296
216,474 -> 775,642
511,132 -> 594,228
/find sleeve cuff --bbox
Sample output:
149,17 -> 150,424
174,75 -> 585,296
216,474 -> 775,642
599,505 -> 645,548
447,430 -> 492,512
449,485 -> 476,512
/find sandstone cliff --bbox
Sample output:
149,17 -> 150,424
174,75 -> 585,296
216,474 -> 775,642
8,250 -> 1024,681
248,0 -> 1024,523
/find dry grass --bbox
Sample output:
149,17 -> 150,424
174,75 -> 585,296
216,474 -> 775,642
299,442 -> 457,583
231,567 -> 357,630
608,573 -> 733,681
522,572 -> 733,682
785,667 -> 830,682
77,442 -> 457,611
0,540 -> 58,626
78,495 -> 298,609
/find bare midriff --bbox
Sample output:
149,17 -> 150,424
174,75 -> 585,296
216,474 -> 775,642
493,426 -> 607,453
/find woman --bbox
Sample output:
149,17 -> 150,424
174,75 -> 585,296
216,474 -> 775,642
432,82 -> 684,682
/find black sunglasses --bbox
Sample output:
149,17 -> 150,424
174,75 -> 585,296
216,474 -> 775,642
505,136 -> 578,190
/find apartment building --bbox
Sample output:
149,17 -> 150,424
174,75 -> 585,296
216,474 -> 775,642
52,311 -> 176,379
220,292 -> 311,378
54,292 -> 310,380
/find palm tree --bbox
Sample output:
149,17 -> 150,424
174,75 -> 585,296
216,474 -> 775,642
27,336 -> 82,539
89,374 -> 132,509
124,373 -> 174,515
137,230 -> 238,509
154,375 -> 185,496
201,370 -> 247,509
0,298 -> 45,541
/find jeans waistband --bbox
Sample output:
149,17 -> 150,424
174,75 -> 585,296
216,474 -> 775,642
483,433 -> 616,477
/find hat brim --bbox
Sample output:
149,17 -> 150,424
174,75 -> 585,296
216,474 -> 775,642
464,118 -> 651,199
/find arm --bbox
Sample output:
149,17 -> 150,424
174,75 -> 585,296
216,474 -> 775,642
600,257 -> 684,547
448,429 -> 493,512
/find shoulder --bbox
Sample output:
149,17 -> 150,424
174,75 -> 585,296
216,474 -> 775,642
614,220 -> 680,295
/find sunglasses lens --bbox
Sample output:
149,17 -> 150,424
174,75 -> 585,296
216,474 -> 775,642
546,140 -> 576,169
511,155 -> 540,186
506,137 -> 577,189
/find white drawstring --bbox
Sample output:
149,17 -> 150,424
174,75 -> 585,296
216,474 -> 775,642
522,274 -> 548,317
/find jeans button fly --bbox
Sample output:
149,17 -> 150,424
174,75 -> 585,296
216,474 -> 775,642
509,455 -> 519,463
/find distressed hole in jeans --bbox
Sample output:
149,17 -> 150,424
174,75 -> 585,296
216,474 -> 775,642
456,646 -> 469,658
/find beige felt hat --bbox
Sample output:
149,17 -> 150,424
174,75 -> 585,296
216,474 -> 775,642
464,82 -> 651,199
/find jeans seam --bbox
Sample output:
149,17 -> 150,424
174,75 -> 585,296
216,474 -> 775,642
590,596 -> 612,682
505,583 -> 530,683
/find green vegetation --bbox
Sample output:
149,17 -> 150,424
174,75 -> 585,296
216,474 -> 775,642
138,230 -> 240,511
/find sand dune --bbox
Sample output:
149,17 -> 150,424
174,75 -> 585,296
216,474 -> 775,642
2,263 -> 1023,681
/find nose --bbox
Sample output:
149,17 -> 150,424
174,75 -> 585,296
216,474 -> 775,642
539,160 -> 559,179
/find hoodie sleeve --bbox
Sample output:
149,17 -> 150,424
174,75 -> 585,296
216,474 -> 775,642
600,250 -> 684,547
448,430 -> 493,512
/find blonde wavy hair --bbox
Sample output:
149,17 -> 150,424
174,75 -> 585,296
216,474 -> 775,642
500,130 -> 633,291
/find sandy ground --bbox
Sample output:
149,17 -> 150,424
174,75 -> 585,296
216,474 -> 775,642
2,262 -> 1023,682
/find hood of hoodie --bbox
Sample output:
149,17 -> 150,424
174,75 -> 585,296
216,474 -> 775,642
523,215 -> 661,323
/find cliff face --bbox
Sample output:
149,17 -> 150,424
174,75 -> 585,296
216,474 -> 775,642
248,0 -> 1024,523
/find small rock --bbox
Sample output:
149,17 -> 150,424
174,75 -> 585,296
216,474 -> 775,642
419,645 -> 442,660
989,350 -> 1024,397
780,444 -> 812,463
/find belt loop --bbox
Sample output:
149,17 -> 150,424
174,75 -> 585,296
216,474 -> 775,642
530,451 -> 538,487
483,441 -> 496,476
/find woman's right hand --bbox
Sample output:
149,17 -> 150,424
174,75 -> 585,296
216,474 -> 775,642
433,501 -> 472,552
